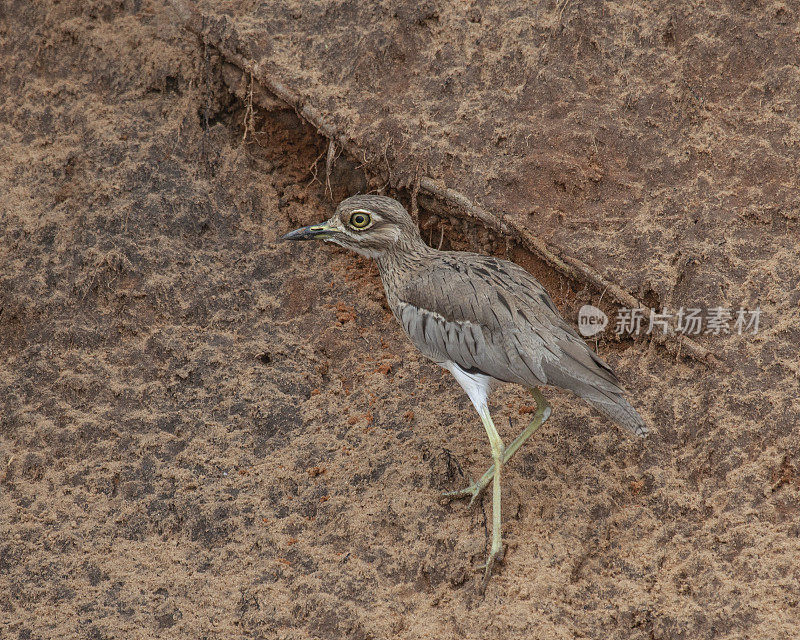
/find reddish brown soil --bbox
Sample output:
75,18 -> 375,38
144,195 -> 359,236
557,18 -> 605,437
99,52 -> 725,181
1,2 -> 798,639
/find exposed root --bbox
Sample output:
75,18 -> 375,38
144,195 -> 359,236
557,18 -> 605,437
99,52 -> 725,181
325,139 -> 337,200
410,171 -> 421,224
241,70 -> 254,143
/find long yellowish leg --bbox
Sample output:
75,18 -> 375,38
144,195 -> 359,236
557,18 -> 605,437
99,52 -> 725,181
444,388 -> 551,508
478,406 -> 505,592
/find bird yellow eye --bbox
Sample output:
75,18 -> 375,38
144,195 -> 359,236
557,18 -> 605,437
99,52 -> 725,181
349,211 -> 371,229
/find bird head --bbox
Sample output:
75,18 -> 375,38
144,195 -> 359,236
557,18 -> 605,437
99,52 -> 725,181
282,195 -> 422,258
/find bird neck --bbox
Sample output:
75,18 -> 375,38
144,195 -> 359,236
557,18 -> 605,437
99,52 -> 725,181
375,233 -> 435,277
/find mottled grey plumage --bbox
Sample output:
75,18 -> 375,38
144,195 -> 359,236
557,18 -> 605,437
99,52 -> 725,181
283,194 -> 648,591
385,249 -> 647,437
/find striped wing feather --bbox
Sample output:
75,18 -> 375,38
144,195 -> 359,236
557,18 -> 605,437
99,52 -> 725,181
395,253 -> 624,395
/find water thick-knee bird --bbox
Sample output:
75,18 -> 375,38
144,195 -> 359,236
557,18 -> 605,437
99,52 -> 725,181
283,194 -> 648,590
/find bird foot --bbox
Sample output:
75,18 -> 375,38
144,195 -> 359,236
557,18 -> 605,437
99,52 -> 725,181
477,544 -> 505,593
441,478 -> 486,509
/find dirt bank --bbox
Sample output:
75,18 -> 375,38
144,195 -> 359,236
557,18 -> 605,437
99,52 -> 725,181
1,2 -> 798,639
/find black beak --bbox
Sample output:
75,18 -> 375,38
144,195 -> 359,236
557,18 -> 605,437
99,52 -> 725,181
281,223 -> 336,241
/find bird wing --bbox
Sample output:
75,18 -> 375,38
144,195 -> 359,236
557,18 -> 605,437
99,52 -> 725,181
394,252 -> 625,395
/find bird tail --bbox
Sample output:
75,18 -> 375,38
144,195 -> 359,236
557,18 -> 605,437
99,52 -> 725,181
585,390 -> 649,437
